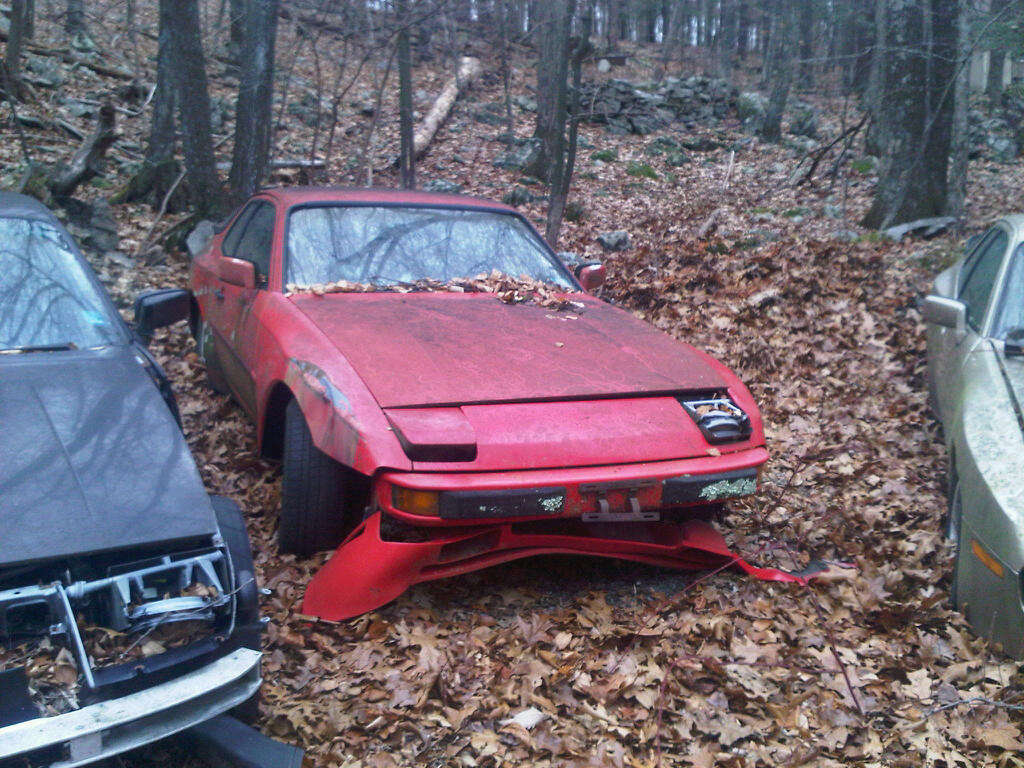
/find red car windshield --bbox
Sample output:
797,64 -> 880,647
285,205 -> 573,289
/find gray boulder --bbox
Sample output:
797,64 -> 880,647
987,134 -> 1018,161
64,199 -> 118,253
736,92 -> 768,128
493,139 -> 543,171
502,185 -> 536,206
597,230 -> 631,252
422,179 -> 463,194
513,94 -> 537,113
789,105 -> 818,138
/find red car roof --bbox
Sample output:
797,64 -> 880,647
259,186 -> 518,213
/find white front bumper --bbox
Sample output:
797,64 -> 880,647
0,647 -> 261,767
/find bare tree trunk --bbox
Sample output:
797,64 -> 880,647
4,0 -> 27,99
166,0 -> 224,218
525,0 -> 573,180
947,0 -> 970,222
229,0 -> 280,204
396,0 -> 415,189
116,0 -> 180,207
797,0 -> 814,89
759,0 -> 794,142
607,0 -> 620,48
24,0 -> 34,39
716,0 -> 737,79
736,0 -> 749,60
986,0 -> 1008,103
500,0 -> 514,127
862,0 -> 887,155
863,0 -> 959,229
229,0 -> 245,62
546,4 -> 591,247
66,0 -> 85,36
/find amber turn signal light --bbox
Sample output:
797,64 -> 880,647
392,487 -> 440,516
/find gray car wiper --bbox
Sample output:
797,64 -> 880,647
0,342 -> 79,354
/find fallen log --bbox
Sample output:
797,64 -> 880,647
413,56 -> 483,159
49,102 -> 117,198
214,158 -> 326,171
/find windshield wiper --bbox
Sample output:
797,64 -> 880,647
0,342 -> 79,354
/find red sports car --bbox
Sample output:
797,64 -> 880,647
191,187 -> 796,620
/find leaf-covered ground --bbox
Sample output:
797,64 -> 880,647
3,5 -> 1024,766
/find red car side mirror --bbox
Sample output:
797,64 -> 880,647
577,263 -> 606,292
218,257 -> 256,289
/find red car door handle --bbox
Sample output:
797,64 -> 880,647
214,288 -> 225,300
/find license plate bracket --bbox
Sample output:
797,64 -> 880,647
579,479 -> 660,523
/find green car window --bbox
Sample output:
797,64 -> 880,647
959,228 -> 1008,332
993,244 -> 1024,340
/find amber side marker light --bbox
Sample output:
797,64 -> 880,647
971,539 -> 1004,579
392,487 -> 441,516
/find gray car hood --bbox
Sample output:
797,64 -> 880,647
0,346 -> 216,567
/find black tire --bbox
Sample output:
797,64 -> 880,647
947,481 -> 964,609
279,399 -> 350,557
945,475 -> 962,542
211,495 -> 262,724
197,318 -> 230,395
212,495 -> 261,637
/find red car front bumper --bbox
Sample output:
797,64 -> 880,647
302,449 -> 820,620
303,513 -> 814,620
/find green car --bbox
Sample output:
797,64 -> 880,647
923,216 -> 1024,657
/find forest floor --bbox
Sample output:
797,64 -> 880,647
4,4 -> 1024,767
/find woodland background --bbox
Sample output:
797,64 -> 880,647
3,0 -> 1024,766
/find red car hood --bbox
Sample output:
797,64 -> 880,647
289,292 -> 726,408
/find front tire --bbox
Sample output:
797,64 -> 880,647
947,480 -> 964,608
279,399 -> 350,557
211,495 -> 262,723
197,318 -> 230,395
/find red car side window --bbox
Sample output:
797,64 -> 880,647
233,203 -> 276,282
222,203 -> 259,260
221,202 -> 275,286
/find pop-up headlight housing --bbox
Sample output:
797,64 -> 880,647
678,393 -> 752,444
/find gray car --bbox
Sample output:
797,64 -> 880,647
922,215 -> 1024,657
0,193 -> 264,766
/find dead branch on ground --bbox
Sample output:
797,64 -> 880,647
412,56 -> 483,159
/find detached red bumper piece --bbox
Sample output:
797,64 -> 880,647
302,512 -> 820,621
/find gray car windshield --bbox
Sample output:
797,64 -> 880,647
0,218 -> 119,351
286,206 -> 573,288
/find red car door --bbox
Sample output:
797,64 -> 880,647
206,200 -> 277,417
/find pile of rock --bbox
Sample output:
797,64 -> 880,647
970,109 -> 1018,161
579,76 -> 737,135
967,88 -> 1024,162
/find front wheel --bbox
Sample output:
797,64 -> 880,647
947,480 -> 964,608
196,318 -> 229,395
211,495 -> 262,723
279,399 -> 351,557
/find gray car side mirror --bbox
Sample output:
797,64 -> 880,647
921,295 -> 967,333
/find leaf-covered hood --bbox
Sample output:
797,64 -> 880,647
289,292 -> 730,408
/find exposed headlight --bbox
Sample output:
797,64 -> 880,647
678,394 -> 752,444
